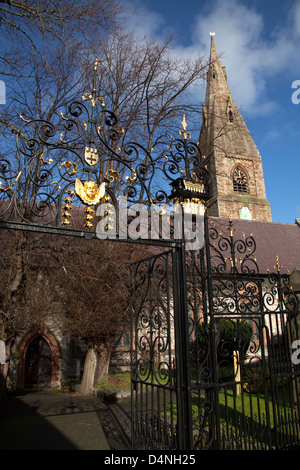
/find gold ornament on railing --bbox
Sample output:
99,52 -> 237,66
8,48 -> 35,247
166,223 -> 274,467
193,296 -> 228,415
61,190 -> 75,226
75,179 -> 105,205
83,206 -> 95,230
179,114 -> 191,140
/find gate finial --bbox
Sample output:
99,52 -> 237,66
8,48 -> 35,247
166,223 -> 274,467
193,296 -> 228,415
179,114 -> 191,140
274,254 -> 283,273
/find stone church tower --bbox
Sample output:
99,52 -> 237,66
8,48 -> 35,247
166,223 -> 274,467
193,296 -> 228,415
199,35 -> 272,222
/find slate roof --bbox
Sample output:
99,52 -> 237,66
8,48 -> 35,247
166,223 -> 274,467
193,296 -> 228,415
209,217 -> 300,275
1,198 -> 299,276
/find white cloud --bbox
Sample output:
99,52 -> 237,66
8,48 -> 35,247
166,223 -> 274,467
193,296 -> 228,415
290,0 -> 300,38
123,2 -> 167,42
189,0 -> 300,115
124,0 -> 300,116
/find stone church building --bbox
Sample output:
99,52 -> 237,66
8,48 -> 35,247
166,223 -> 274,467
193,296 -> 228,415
200,35 -> 272,223
4,36 -> 300,392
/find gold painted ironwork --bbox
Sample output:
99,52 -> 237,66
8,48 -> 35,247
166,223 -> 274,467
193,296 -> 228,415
75,179 -> 105,205
83,206 -> 95,230
226,224 -> 236,238
82,57 -> 105,108
61,189 -> 75,226
225,256 -> 242,268
83,220 -> 93,229
172,197 -> 206,211
104,169 -> 121,183
183,180 -> 204,193
82,93 -> 105,107
179,114 -> 191,140
126,168 -> 137,183
61,219 -> 71,226
274,254 -> 284,273
82,62 -> 105,109
84,146 -> 98,166
0,171 -> 21,192
19,114 -> 30,123
59,161 -> 78,176
62,203 -> 72,211
40,150 -> 53,165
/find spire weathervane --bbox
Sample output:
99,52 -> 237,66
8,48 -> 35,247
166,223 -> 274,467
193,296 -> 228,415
210,31 -> 215,36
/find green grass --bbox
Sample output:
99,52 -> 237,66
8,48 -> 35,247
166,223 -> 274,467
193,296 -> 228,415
97,369 -> 171,390
99,371 -> 299,447
191,383 -> 300,448
97,372 -> 131,391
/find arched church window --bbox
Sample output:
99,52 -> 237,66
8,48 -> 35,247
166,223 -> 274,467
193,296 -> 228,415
233,165 -> 248,193
228,110 -> 233,122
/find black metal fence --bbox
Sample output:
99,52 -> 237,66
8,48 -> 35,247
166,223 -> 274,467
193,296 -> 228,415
130,217 -> 300,450
0,74 -> 299,450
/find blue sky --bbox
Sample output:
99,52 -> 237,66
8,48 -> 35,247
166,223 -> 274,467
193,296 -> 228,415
126,0 -> 300,224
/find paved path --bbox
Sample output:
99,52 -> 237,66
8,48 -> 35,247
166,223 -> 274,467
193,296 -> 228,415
0,390 -> 131,450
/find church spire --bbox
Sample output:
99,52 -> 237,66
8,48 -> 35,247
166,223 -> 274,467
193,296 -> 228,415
200,35 -> 272,222
206,33 -> 230,96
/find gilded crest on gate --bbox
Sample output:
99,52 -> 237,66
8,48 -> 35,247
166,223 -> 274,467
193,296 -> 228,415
75,179 -> 105,205
84,146 -> 98,166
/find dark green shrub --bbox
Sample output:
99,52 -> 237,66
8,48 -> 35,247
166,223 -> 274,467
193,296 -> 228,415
218,319 -> 253,361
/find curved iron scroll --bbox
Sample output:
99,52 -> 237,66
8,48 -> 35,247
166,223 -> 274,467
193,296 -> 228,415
0,83 -> 209,236
208,219 -> 259,276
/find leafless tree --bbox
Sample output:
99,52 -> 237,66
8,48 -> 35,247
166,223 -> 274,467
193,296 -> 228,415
89,30 -> 207,147
76,30 -> 209,202
0,230 -> 59,391
50,238 -> 150,395
0,0 -> 123,75
0,21 -> 210,394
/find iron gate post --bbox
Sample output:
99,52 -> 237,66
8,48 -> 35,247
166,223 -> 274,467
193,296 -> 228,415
203,212 -> 221,449
172,241 -> 193,450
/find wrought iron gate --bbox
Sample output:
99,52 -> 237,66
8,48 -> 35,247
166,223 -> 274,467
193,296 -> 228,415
191,217 -> 300,450
131,217 -> 300,450
0,64 -> 299,451
130,246 -> 192,450
130,250 -> 177,449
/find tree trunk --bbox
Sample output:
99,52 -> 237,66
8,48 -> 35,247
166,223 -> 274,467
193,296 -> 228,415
78,344 -> 111,395
78,346 -> 97,395
0,341 -> 10,398
94,344 -> 111,385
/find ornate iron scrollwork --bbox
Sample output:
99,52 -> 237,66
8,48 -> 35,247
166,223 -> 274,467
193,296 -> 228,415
208,219 -> 259,276
0,65 -> 209,236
